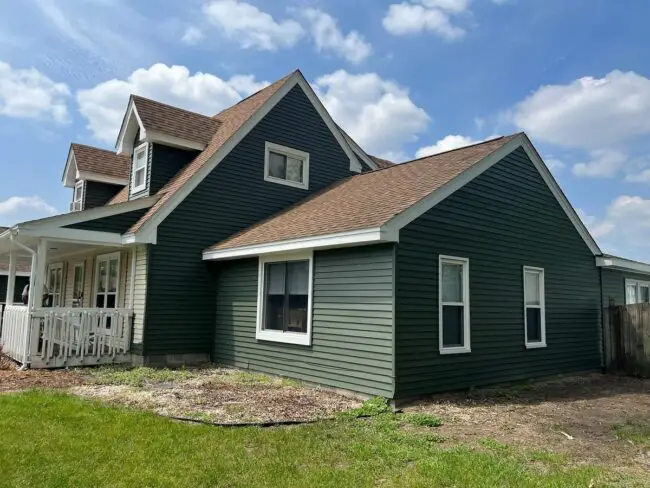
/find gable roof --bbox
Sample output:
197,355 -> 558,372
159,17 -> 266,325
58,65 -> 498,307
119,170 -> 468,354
204,133 -> 601,259
124,72 -> 294,237
62,143 -> 131,187
131,95 -> 221,146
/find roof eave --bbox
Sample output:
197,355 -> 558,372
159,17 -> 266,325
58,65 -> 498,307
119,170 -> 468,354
596,256 -> 650,275
202,227 -> 398,261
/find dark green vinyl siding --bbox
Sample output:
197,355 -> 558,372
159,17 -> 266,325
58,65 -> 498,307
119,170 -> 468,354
65,208 -> 148,234
0,276 -> 29,304
145,85 -> 359,356
214,245 -> 395,397
601,269 -> 650,306
84,181 -> 122,209
395,147 -> 601,397
149,144 -> 198,195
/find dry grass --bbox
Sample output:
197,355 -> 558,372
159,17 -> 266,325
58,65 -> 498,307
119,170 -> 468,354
72,366 -> 362,423
402,373 -> 650,478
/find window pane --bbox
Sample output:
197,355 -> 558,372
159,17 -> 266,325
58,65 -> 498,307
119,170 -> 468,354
626,284 -> 638,304
441,263 -> 463,302
526,308 -> 542,342
641,286 -> 650,303
134,168 -> 145,187
285,157 -> 304,183
525,271 -> 541,306
98,261 -> 107,293
96,294 -> 105,308
442,305 -> 464,347
106,294 -> 116,309
108,259 -> 118,293
134,148 -> 146,169
268,152 -> 286,179
287,295 -> 308,333
264,263 -> 285,331
287,261 -> 309,294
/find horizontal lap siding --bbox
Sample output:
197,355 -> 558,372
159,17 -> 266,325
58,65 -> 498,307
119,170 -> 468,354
145,85 -> 358,356
84,181 -> 122,209
214,245 -> 395,397
601,269 -> 650,306
395,147 -> 601,397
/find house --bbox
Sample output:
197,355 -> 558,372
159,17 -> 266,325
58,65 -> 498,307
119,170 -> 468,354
1,69 -> 649,398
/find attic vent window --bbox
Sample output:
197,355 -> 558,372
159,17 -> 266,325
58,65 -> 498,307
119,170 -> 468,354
131,143 -> 148,193
264,142 -> 309,190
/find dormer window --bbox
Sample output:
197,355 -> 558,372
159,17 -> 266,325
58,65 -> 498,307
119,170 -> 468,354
71,180 -> 84,212
264,142 -> 309,190
131,143 -> 149,194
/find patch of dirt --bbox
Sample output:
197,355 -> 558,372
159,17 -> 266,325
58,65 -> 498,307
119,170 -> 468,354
71,369 -> 362,423
403,373 -> 650,477
0,368 -> 85,392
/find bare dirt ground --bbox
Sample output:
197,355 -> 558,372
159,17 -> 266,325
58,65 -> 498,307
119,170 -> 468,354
403,373 -> 650,478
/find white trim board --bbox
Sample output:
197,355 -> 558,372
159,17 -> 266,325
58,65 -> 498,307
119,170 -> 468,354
128,71 -> 365,242
0,271 -> 31,277
203,227 -> 396,261
597,255 -> 650,275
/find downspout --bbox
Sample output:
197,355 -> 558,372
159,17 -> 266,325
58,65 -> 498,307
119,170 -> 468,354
10,235 -> 37,370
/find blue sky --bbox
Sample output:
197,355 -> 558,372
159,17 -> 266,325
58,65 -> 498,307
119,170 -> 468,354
1,0 -> 649,260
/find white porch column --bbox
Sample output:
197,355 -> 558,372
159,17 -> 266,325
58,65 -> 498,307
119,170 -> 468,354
6,249 -> 16,304
30,239 -> 48,310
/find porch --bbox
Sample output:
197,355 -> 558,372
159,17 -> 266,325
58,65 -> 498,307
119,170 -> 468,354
0,225 -> 147,368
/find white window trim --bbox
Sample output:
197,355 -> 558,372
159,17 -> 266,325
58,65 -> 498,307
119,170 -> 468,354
256,251 -> 313,346
523,266 -> 546,349
94,252 -> 121,309
131,142 -> 149,194
264,141 -> 310,190
439,255 -> 471,355
72,180 -> 84,211
625,279 -> 650,305
47,262 -> 64,307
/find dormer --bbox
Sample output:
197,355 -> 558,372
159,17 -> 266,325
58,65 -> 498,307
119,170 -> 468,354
115,95 -> 220,199
62,144 -> 130,211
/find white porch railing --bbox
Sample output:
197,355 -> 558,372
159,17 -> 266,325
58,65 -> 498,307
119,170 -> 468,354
0,305 -> 30,364
0,307 -> 133,368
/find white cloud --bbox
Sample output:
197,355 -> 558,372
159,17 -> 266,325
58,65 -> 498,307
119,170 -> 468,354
512,71 -> 650,149
544,157 -> 566,172
0,196 -> 58,222
416,134 -> 478,158
181,26 -> 204,45
76,63 -> 268,143
572,149 -> 627,178
580,196 -> 650,259
0,61 -> 70,123
203,0 -> 304,51
300,9 -> 371,64
625,169 -> 650,183
314,70 -> 430,159
382,1 -> 468,40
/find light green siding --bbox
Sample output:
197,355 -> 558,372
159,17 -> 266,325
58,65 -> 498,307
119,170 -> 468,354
395,147 -> 602,397
214,245 -> 395,397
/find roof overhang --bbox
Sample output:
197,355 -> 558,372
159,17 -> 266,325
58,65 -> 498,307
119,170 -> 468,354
62,147 -> 77,187
596,255 -> 650,275
62,145 -> 129,187
202,227 -> 398,261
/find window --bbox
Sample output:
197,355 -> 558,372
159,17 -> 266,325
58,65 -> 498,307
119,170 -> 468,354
256,252 -> 313,346
47,263 -> 63,307
439,255 -> 470,354
72,262 -> 85,307
95,253 -> 120,309
71,181 -> 84,211
131,143 -> 148,193
523,266 -> 546,348
625,279 -> 650,304
264,142 -> 309,190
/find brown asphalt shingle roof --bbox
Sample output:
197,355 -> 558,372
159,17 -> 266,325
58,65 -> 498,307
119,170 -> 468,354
71,143 -> 130,180
132,95 -> 221,146
107,186 -> 129,205
126,71 -> 295,234
206,135 -> 520,252
369,155 -> 394,169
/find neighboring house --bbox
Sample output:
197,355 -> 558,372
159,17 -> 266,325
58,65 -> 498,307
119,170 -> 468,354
0,69 -> 649,398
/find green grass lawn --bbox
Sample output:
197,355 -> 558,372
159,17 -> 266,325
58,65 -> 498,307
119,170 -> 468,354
0,391 -> 623,488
